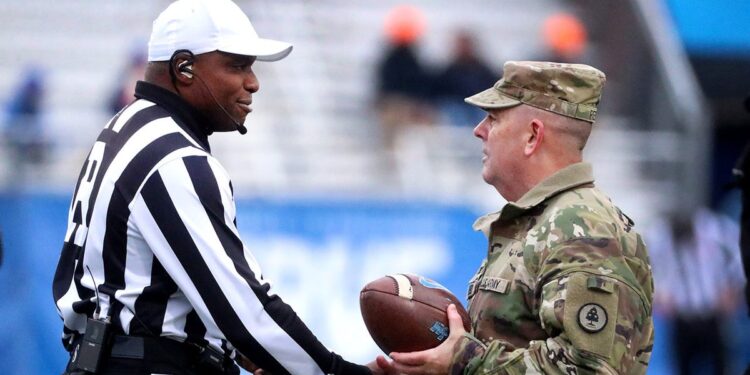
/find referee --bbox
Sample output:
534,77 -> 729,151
53,1 -> 377,374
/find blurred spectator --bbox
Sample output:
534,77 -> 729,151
3,66 -> 48,185
735,140 -> 750,375
648,208 -> 744,375
540,12 -> 588,63
107,43 -> 146,115
433,30 -> 496,127
375,5 -> 435,149
736,95 -> 750,317
734,96 -> 750,375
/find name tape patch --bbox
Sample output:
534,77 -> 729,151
478,277 -> 509,294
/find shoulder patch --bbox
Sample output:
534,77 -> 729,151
563,273 -> 618,358
578,303 -> 608,333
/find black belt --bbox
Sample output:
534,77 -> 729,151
69,334 -> 239,375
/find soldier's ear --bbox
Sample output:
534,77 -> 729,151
524,119 -> 544,156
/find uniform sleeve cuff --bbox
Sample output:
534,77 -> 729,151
329,352 -> 371,375
450,333 -> 487,375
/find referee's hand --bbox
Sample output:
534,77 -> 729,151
237,353 -> 268,375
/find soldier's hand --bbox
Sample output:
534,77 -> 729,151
382,304 -> 467,375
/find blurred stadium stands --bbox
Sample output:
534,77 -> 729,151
1,1 -> 748,374
0,0 -> 712,225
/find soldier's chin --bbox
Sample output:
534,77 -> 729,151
481,174 -> 494,187
481,169 -> 492,183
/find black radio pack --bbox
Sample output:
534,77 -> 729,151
71,317 -> 113,373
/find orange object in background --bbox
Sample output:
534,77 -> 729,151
543,13 -> 587,59
384,5 -> 426,45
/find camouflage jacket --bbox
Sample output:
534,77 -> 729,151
451,163 -> 654,375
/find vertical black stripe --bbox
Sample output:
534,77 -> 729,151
183,156 -> 244,257
184,309 -> 208,346
101,133 -> 193,296
184,156 -> 332,372
86,160 -> 98,182
69,223 -> 80,244
141,172 -> 290,375
130,258 -> 177,336
85,105 -> 170,227
73,203 -> 83,225
70,157 -> 90,211
108,300 -> 126,335
72,239 -> 94,303
52,242 -> 84,302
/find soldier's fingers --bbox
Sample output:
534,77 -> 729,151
446,304 -> 465,336
388,360 -> 426,375
390,350 -> 429,366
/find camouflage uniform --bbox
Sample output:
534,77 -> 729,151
451,62 -> 655,374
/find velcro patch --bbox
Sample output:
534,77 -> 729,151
587,276 -> 614,294
478,277 -> 509,294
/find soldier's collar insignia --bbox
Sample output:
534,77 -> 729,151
578,303 -> 607,333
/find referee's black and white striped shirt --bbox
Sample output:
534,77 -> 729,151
53,81 -> 362,375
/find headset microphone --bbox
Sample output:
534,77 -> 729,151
177,60 -> 248,135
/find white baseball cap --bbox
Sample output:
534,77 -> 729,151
147,0 -> 292,62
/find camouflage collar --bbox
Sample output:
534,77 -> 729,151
473,163 -> 594,233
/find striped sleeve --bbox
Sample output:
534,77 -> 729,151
129,155 -> 345,375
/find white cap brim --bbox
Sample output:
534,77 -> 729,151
218,37 -> 292,62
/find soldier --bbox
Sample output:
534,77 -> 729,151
376,61 -> 654,374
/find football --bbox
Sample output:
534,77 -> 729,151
360,274 -> 471,354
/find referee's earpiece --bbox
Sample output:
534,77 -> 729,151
177,60 -> 194,79
170,49 -> 195,80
